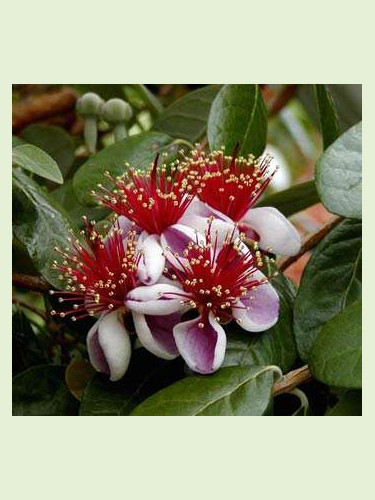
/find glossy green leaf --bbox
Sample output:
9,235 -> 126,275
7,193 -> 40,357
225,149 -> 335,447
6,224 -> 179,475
257,180 -> 319,217
294,219 -> 362,361
316,122 -> 362,219
131,365 -> 281,416
310,300 -> 362,389
208,84 -> 267,157
21,124 -> 75,175
72,131 -> 173,205
326,390 -> 362,416
52,180 -> 110,228
12,311 -> 46,375
12,169 -> 74,287
12,144 -> 63,184
80,349 -> 184,416
223,274 -> 297,373
13,365 -> 77,416
154,85 -> 221,142
315,85 -> 340,150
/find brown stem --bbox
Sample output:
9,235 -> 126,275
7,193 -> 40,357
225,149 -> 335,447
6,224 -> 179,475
273,365 -> 312,396
12,88 -> 78,132
278,216 -> 343,272
269,84 -> 299,117
12,298 -> 47,320
12,273 -> 51,293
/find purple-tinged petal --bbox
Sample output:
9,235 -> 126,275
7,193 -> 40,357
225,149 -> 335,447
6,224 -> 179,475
87,310 -> 131,382
173,312 -> 226,374
125,283 -> 189,315
232,272 -> 279,332
241,207 -> 301,256
178,197 -> 232,233
136,232 -> 165,285
115,215 -> 138,234
160,224 -> 204,270
132,311 -> 180,359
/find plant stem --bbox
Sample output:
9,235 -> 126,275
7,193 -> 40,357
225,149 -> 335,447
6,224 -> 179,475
12,273 -> 50,293
12,88 -> 77,132
273,365 -> 312,396
279,216 -> 343,272
269,84 -> 299,117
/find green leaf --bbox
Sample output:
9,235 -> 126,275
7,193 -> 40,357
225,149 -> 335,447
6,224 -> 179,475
12,169 -> 74,287
154,85 -> 221,142
72,131 -> 173,205
21,124 -> 75,175
12,144 -> 63,184
207,84 -> 267,157
326,390 -> 362,416
315,85 -> 340,150
12,135 -> 25,147
310,300 -> 362,389
316,122 -> 362,219
12,311 -> 46,375
294,219 -> 362,361
131,365 -> 281,416
80,349 -> 184,416
13,365 -> 78,416
257,180 -> 319,217
52,180 -> 110,228
131,84 -> 163,116
223,274 -> 298,373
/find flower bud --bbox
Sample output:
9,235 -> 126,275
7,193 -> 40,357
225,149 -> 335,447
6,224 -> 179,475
76,92 -> 104,154
102,98 -> 133,141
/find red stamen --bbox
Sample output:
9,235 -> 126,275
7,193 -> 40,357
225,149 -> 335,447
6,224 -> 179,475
165,222 -> 264,322
50,218 -> 139,321
187,149 -> 277,222
93,156 -> 198,235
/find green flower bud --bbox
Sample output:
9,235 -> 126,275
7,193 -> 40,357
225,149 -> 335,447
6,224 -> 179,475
102,98 -> 133,123
76,92 -> 104,116
76,92 -> 104,154
102,99 -> 133,142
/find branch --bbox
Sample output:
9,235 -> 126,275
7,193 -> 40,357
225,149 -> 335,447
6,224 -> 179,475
273,365 -> 312,396
269,84 -> 299,117
278,216 -> 343,272
12,298 -> 47,320
12,273 -> 51,293
12,88 -> 78,132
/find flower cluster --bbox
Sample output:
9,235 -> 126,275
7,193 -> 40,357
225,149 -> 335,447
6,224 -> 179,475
52,149 -> 301,380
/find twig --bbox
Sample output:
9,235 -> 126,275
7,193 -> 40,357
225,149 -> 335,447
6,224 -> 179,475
273,365 -> 312,396
12,273 -> 51,293
278,216 -> 343,272
12,88 -> 78,132
12,298 -> 47,320
269,84 -> 299,117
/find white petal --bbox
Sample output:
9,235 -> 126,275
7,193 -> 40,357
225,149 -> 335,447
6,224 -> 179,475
87,311 -> 131,382
173,312 -> 227,374
132,312 -> 180,360
178,197 -> 232,233
125,284 -> 188,315
86,316 -> 108,374
242,207 -> 301,256
232,271 -> 280,332
136,233 -> 165,285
